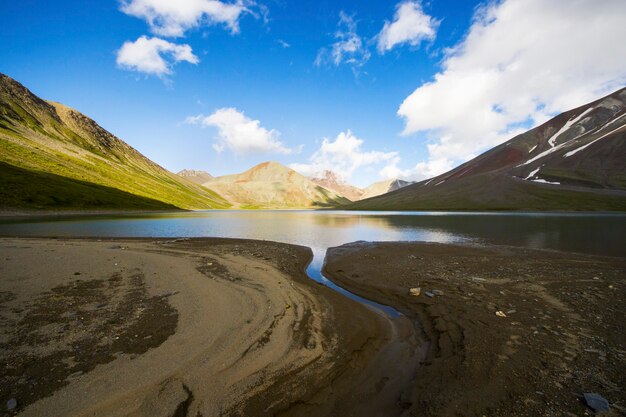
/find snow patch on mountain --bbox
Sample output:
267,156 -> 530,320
547,107 -> 594,148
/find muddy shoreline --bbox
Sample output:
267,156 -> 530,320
0,237 -> 417,416
324,241 -> 626,416
2,237 -> 624,416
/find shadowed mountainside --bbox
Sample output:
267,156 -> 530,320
0,73 -> 230,211
347,87 -> 626,211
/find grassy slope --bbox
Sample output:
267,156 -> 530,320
0,74 -> 230,211
0,161 -> 177,210
347,175 -> 626,211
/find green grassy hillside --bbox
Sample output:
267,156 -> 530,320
0,161 -> 177,210
0,73 -> 230,211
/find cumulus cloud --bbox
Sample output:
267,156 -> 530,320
380,157 -> 455,182
377,1 -> 438,53
290,130 -> 397,181
315,12 -> 371,72
398,0 -> 626,178
116,36 -> 198,76
120,0 -> 253,37
186,108 -> 292,155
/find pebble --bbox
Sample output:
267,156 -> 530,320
431,289 -> 444,296
495,311 -> 507,318
7,398 -> 17,411
409,287 -> 421,297
424,291 -> 435,298
583,393 -> 609,412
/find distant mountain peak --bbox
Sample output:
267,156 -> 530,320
360,178 -> 413,200
309,169 -> 363,201
202,161 -> 349,208
177,169 -> 214,185
312,170 -> 346,184
178,169 -> 211,176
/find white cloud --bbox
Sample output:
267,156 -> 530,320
120,0 -> 253,37
315,12 -> 371,72
377,154 -> 455,182
398,0 -> 626,177
116,36 -> 198,76
290,130 -> 397,181
186,108 -> 292,155
277,39 -> 290,48
380,157 -> 455,182
377,1 -> 438,53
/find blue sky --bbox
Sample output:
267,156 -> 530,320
2,0 -> 625,187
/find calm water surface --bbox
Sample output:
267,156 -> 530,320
1,211 -> 624,314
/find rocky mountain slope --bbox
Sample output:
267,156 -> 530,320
0,73 -> 230,210
309,170 -> 413,202
348,87 -> 626,211
177,169 -> 214,185
360,179 -> 413,200
203,162 -> 350,208
310,170 -> 364,201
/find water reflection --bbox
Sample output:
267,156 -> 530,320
0,210 -> 624,257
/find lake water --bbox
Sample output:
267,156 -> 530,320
1,211 -> 624,315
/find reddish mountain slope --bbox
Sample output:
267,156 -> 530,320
348,87 -> 626,211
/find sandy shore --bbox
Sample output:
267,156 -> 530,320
324,241 -> 626,416
0,237 -> 419,417
3,237 -> 624,416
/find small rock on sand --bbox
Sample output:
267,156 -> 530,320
583,392 -> 609,412
431,289 -> 444,296
409,287 -> 421,296
7,398 -> 17,411
495,311 -> 507,318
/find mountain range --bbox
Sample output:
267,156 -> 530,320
1,72 -> 624,212
308,170 -> 413,201
198,162 -> 350,209
348,87 -> 626,211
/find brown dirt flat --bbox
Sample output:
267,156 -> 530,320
324,241 -> 626,417
0,237 -> 418,417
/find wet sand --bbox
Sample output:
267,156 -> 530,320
324,241 -> 626,416
0,237 -> 418,417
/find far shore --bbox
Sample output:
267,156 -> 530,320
0,208 -> 186,219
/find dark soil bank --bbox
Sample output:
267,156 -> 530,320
324,241 -> 626,417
